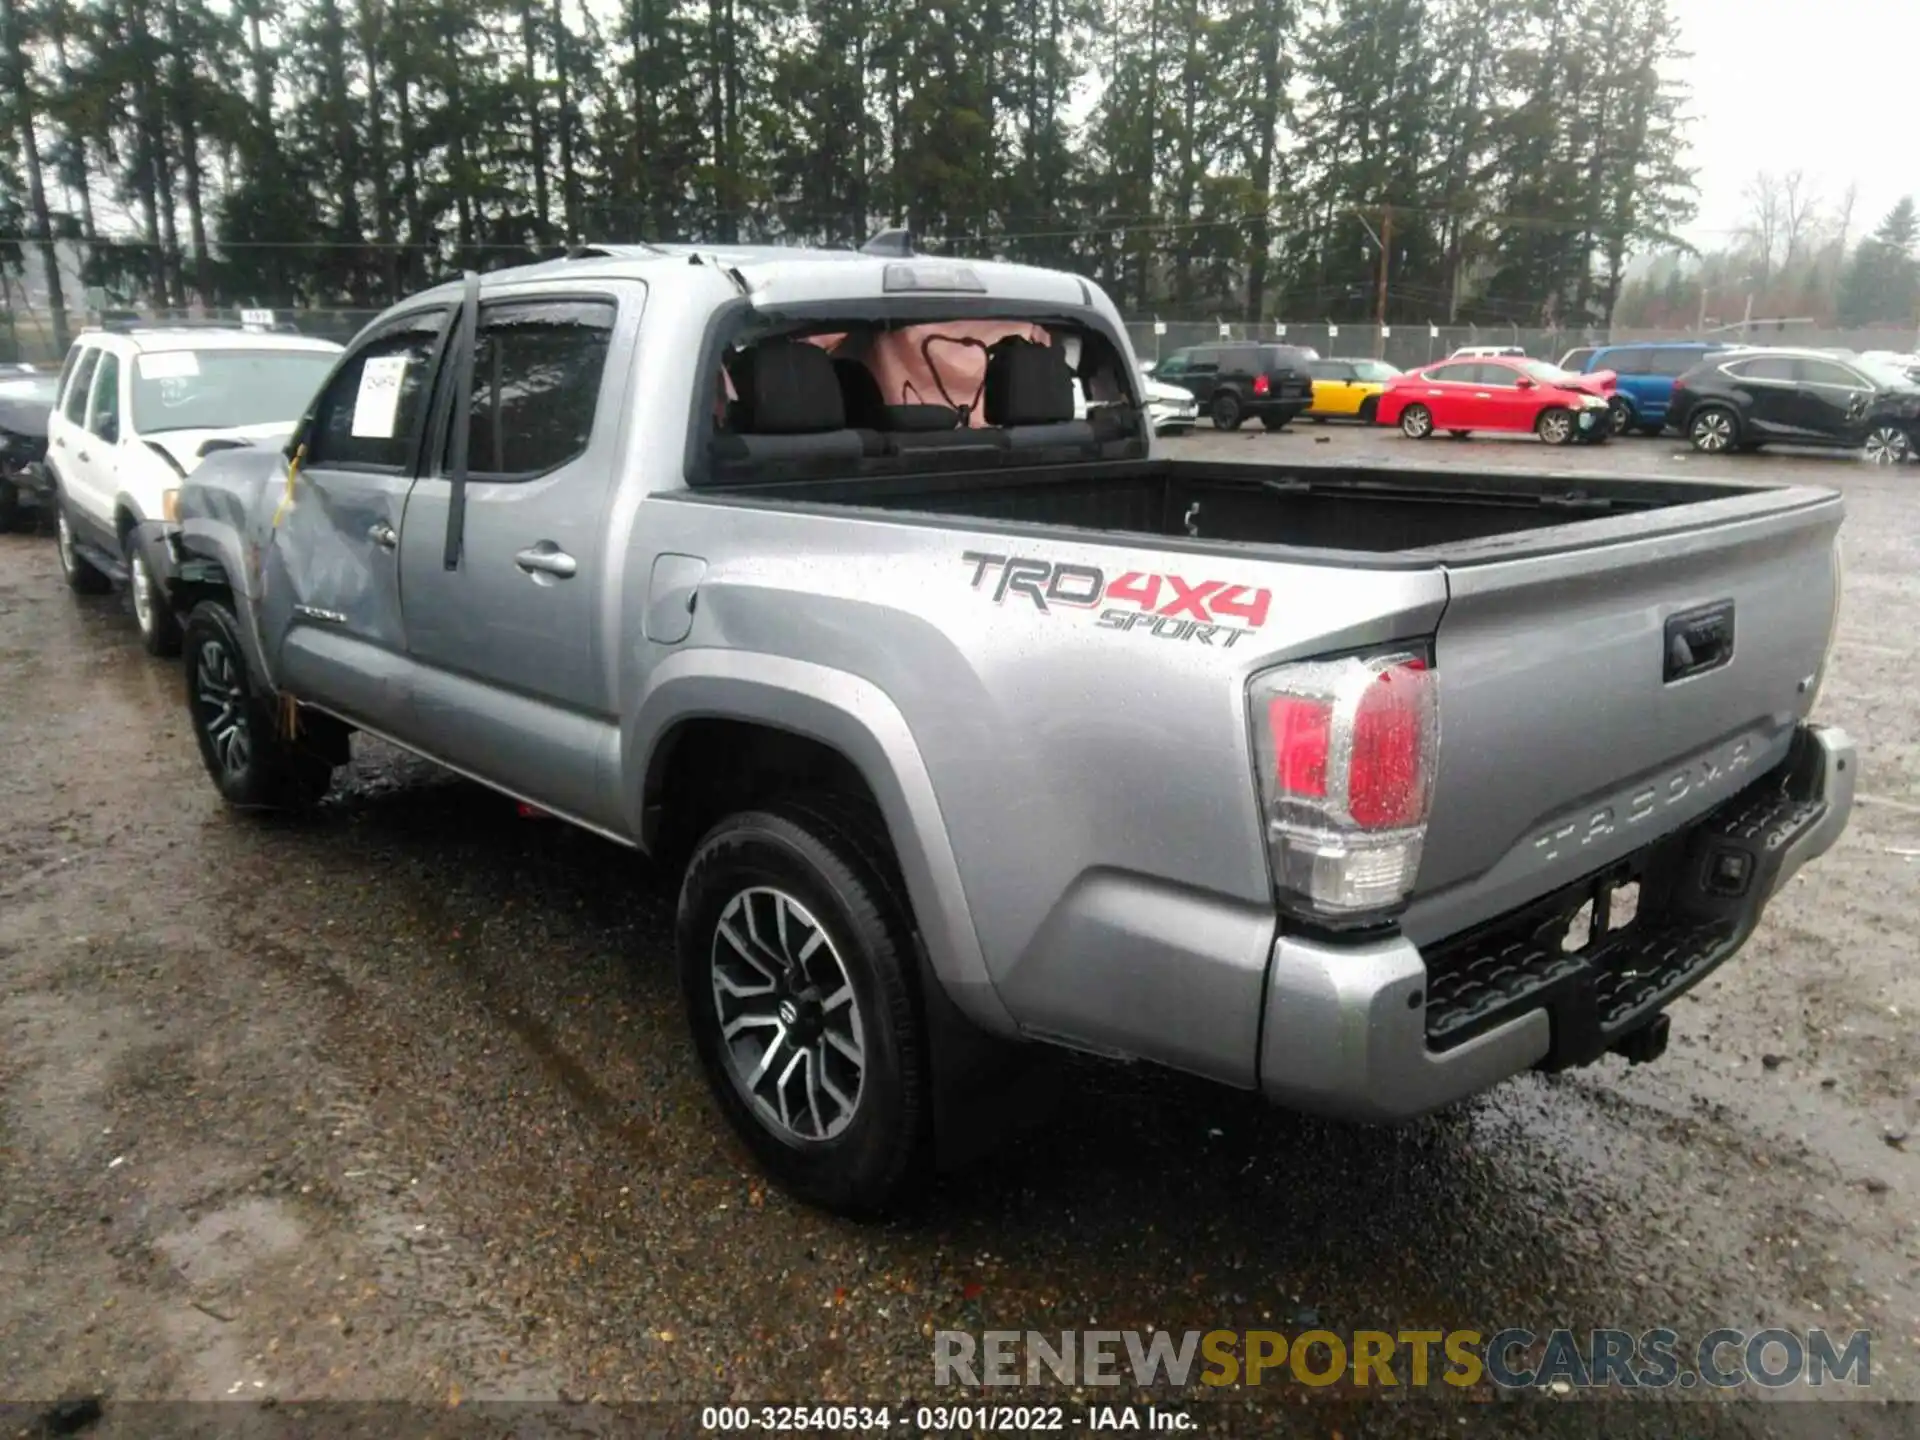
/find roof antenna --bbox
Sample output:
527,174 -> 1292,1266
860,227 -> 916,258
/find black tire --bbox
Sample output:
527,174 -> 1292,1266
1356,397 -> 1378,425
0,477 -> 22,533
1399,403 -> 1434,439
1210,391 -> 1243,431
54,500 -> 110,594
676,800 -> 929,1217
1309,414 -> 1327,424
1688,406 -> 1739,455
1260,413 -> 1290,432
1535,407 -> 1576,445
1447,429 -> 1472,439
128,539 -> 183,658
183,600 -> 335,810
1609,398 -> 1636,435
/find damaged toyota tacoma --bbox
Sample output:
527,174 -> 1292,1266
165,235 -> 1856,1215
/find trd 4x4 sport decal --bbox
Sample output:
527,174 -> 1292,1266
961,550 -> 1272,648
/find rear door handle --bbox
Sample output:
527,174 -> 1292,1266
368,522 -> 398,549
515,543 -> 577,579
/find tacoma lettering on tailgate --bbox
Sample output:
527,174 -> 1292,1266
961,551 -> 1272,648
1530,738 -> 1757,865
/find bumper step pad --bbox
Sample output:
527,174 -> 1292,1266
1422,764 -> 1830,1065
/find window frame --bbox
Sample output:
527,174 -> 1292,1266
1425,362 -> 1475,384
87,350 -> 123,441
430,294 -> 621,485
300,306 -> 455,476
61,346 -> 101,424
1725,355 -> 1796,383
1793,356 -> 1871,391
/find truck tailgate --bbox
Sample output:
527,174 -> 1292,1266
1403,492 -> 1843,947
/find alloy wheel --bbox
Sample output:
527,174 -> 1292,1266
709,886 -> 866,1144
194,636 -> 252,780
1863,426 -> 1911,466
1692,410 -> 1734,453
1539,410 -> 1573,444
1401,405 -> 1433,438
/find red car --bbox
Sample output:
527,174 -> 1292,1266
1375,357 -> 1618,445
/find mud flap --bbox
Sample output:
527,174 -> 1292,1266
917,944 -> 1061,1172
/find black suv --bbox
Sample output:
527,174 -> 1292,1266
1670,349 -> 1920,463
1152,343 -> 1315,431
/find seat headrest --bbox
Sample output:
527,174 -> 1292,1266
832,357 -> 887,429
984,338 -> 1074,426
731,341 -> 846,434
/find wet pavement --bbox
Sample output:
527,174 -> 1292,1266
1,425 -> 1916,1436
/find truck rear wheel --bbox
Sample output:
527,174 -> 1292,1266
676,800 -> 929,1217
183,600 -> 335,810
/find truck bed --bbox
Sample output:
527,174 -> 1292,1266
713,459 -> 1827,565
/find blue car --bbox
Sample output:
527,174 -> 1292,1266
1556,341 -> 1734,436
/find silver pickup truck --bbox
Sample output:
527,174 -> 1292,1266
167,237 -> 1855,1215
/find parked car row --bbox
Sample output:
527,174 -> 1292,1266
1136,334 -> 1920,461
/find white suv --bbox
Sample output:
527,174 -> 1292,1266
45,326 -> 342,654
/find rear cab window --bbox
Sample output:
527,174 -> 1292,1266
699,308 -> 1147,487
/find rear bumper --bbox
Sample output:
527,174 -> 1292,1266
1257,723 -> 1854,1121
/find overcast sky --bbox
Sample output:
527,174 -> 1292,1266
1674,0 -> 1909,248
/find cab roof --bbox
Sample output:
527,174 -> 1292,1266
412,236 -> 1099,313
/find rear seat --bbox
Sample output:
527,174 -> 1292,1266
711,341 -> 866,469
984,339 -> 1099,451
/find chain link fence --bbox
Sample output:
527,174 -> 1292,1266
6,300 -> 1920,370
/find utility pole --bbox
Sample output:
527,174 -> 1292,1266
1374,204 -> 1392,359
1352,203 -> 1392,359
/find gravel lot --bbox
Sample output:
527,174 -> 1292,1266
1,422 -> 1916,1436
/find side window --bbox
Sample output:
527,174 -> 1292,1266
449,299 -> 616,479
306,310 -> 448,471
1795,358 -> 1865,389
62,347 -> 99,423
1426,363 -> 1473,383
1560,348 -> 1596,372
1188,349 -> 1221,373
1475,363 -> 1519,387
1730,356 -> 1795,382
88,352 -> 122,439
1652,349 -> 1700,378
1606,348 -> 1653,374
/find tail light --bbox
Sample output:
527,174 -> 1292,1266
1253,373 -> 1271,396
1249,650 -> 1439,922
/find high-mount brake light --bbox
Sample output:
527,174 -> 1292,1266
1249,651 -> 1438,921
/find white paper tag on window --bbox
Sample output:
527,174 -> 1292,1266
351,355 -> 409,438
137,351 -> 200,380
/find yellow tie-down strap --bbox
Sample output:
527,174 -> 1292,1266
270,442 -> 307,532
